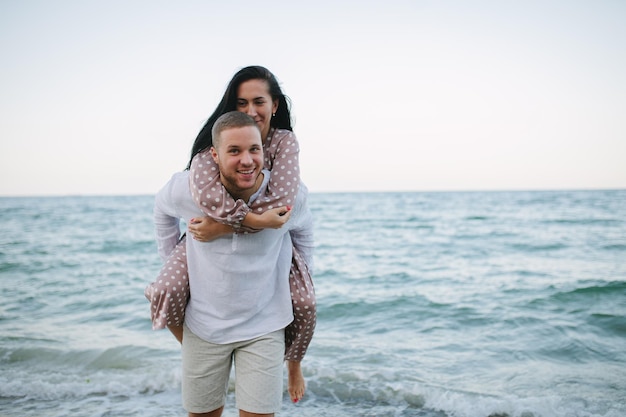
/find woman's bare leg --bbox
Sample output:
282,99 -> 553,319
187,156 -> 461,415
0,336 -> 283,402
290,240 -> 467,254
284,248 -> 315,403
168,324 -> 183,344
287,360 -> 305,403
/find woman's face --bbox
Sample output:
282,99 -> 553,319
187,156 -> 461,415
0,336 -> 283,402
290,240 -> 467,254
236,79 -> 278,141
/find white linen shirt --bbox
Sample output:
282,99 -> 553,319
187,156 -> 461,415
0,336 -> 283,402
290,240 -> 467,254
153,170 -> 314,344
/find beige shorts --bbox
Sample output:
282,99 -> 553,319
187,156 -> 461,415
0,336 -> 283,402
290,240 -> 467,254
182,325 -> 285,414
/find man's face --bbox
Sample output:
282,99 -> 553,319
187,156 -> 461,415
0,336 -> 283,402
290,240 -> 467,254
210,125 -> 264,199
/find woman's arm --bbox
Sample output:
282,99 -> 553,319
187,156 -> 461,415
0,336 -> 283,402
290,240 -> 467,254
246,129 -> 301,220
187,216 -> 234,242
188,129 -> 301,232
188,150 -> 250,226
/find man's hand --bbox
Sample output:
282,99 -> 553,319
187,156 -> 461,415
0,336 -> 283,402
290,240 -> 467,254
188,217 -> 233,242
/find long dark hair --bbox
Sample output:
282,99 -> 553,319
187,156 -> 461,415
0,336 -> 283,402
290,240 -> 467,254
186,66 -> 293,169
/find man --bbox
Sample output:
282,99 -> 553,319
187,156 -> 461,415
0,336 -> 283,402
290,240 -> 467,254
153,111 -> 314,417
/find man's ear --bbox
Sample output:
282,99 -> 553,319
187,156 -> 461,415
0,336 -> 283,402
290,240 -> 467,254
210,146 -> 219,164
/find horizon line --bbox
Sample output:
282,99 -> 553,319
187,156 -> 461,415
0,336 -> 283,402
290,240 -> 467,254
1,186 -> 625,198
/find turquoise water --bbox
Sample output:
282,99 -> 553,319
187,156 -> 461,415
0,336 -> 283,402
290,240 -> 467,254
1,190 -> 625,417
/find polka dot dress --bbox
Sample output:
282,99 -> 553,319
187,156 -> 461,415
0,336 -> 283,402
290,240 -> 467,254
144,236 -> 189,329
284,247 -> 316,361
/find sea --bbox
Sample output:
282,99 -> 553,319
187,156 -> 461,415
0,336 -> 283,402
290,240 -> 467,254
1,189 -> 625,417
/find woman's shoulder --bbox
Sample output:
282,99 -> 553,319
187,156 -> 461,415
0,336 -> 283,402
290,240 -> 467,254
267,128 -> 299,150
274,128 -> 296,137
190,147 -> 216,171
193,147 -> 213,161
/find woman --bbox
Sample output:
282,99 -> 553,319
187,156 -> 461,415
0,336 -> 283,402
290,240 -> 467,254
146,66 -> 315,403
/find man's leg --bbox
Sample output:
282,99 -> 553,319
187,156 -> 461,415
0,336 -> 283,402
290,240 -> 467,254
182,326 -> 232,416
234,330 -> 285,416
239,410 -> 271,417
189,407 -> 223,417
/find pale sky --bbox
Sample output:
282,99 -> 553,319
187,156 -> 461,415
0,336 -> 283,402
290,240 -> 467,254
1,0 -> 625,196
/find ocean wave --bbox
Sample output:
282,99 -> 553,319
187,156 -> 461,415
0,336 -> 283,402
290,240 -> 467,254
601,243 -> 626,251
1,345 -> 169,370
0,343 -> 181,411
0,261 -> 22,273
2,358 -> 623,417
0,365 -> 179,402
464,215 -> 490,221
509,242 -> 569,252
301,367 -> 623,417
552,281 -> 626,300
587,313 -> 626,336
540,218 -> 621,226
2,341 -> 625,417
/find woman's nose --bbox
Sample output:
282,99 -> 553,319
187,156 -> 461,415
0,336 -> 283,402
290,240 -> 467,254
245,105 -> 256,116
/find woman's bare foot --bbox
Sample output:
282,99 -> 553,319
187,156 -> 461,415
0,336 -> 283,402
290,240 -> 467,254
287,360 -> 305,403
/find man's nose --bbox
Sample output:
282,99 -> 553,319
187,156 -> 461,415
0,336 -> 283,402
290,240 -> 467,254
241,151 -> 253,164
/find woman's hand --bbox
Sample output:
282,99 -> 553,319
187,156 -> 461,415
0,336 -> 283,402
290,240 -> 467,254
188,217 -> 233,242
243,206 -> 292,230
